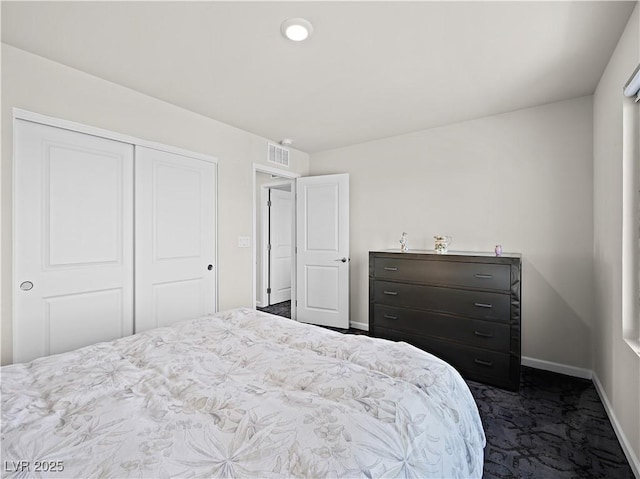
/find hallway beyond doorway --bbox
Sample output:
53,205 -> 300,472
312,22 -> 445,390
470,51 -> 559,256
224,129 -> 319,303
257,300 -> 291,319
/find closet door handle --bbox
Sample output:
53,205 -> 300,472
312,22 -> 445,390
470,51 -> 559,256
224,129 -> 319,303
383,291 -> 398,296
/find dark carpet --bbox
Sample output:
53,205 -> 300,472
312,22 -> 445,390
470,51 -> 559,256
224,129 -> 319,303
256,303 -> 635,478
468,367 -> 635,479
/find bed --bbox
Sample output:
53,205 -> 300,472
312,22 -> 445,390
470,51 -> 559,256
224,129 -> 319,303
1,308 -> 485,478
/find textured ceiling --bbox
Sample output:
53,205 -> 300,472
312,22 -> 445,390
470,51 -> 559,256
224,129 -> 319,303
2,1 -> 636,153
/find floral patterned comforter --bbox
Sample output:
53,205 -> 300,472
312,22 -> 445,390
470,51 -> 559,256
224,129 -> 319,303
1,308 -> 485,478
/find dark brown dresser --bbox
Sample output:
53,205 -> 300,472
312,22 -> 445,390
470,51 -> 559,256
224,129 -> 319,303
369,250 -> 522,390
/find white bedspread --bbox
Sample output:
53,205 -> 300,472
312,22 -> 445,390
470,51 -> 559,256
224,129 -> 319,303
1,308 -> 485,478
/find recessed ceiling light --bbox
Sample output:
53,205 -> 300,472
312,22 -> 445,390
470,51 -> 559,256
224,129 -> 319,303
281,18 -> 313,42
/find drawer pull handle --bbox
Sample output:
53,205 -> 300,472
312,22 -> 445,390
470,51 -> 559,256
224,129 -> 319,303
474,330 -> 494,338
474,358 -> 493,367
383,291 -> 398,296
474,274 -> 493,279
383,267 -> 398,271
474,302 -> 493,309
383,314 -> 398,320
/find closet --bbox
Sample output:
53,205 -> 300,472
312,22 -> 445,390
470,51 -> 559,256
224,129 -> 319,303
13,117 -> 217,363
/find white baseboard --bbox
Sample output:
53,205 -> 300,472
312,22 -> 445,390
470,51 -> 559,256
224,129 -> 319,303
592,373 -> 640,479
521,356 -> 592,379
349,321 -> 368,331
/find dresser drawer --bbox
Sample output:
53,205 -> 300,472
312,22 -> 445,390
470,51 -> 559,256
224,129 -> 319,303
419,336 -> 511,384
374,257 -> 510,291
373,281 -> 510,322
375,327 -> 511,386
373,304 -> 510,352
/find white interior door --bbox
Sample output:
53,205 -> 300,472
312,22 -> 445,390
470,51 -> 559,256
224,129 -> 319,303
14,120 -> 134,363
269,188 -> 292,305
135,146 -> 216,332
296,173 -> 349,328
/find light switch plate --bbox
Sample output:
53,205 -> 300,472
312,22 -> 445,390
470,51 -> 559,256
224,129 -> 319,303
238,236 -> 251,248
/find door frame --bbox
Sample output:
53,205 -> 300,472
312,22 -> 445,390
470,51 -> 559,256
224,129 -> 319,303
259,180 -> 293,307
12,108 -> 220,354
252,163 -> 299,319
13,109 -> 218,163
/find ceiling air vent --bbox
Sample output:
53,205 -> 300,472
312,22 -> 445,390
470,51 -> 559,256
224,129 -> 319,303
267,143 -> 290,168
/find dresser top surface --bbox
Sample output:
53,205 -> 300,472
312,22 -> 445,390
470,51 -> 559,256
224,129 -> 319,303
370,249 -> 522,259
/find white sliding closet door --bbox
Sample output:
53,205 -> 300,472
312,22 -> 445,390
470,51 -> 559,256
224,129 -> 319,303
14,120 -> 134,363
135,147 -> 217,332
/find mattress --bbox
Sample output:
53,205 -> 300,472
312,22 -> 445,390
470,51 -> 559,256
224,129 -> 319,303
1,308 -> 485,478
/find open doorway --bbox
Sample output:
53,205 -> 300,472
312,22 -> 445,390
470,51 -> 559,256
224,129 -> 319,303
252,165 -> 299,320
252,164 -> 350,328
257,177 -> 293,317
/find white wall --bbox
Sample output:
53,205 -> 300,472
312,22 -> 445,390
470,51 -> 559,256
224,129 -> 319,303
310,96 -> 595,370
593,4 -> 640,473
0,44 -> 310,365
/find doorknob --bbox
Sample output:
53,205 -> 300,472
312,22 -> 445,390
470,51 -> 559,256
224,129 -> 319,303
334,257 -> 348,263
207,264 -> 213,271
19,281 -> 33,291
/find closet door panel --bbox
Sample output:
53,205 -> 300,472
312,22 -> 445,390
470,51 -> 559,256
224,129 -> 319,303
135,147 -> 216,332
14,120 -> 134,363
